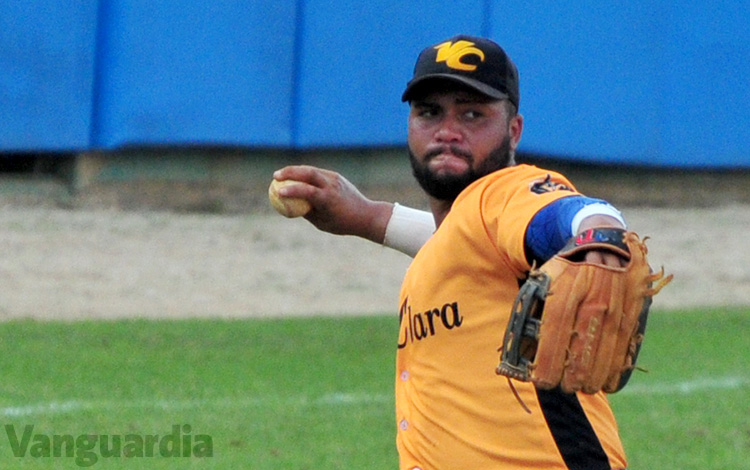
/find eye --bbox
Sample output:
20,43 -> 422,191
416,104 -> 440,118
463,109 -> 483,120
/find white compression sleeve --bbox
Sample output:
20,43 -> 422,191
382,203 -> 436,258
570,203 -> 627,234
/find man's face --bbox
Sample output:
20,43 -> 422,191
407,88 -> 522,201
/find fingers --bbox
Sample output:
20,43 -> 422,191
272,166 -> 340,200
273,165 -> 335,189
584,250 -> 628,268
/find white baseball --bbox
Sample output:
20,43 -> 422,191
268,179 -> 312,218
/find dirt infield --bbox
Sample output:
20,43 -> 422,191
1,199 -> 748,321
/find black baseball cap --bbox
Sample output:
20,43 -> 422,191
401,34 -> 520,110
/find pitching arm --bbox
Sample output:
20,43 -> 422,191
383,203 -> 435,257
272,165 -> 434,257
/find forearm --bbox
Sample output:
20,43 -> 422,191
272,165 -> 435,256
577,214 -> 626,233
382,203 -> 436,257
526,197 -> 626,264
354,200 -> 397,245
573,205 -> 626,233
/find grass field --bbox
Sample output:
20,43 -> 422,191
0,307 -> 748,469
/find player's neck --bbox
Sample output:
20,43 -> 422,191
429,198 -> 453,228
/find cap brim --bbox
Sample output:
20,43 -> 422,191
401,74 -> 510,102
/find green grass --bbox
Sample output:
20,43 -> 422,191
0,308 -> 748,469
0,317 -> 399,469
610,307 -> 750,469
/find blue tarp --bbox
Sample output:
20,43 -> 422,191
1,1 -> 748,167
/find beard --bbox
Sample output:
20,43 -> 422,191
409,135 -> 514,201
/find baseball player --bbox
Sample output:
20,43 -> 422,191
274,35 -> 662,469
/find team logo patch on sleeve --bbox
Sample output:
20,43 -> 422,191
529,174 -> 574,194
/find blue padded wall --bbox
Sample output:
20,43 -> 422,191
491,1 -> 750,167
1,0 -> 748,167
90,0 -> 298,148
0,1 -> 98,151
293,0 -> 488,147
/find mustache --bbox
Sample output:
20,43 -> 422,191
423,145 -> 473,162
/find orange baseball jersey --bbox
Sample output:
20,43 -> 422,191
396,165 -> 627,470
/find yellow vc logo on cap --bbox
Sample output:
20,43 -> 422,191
434,40 -> 485,71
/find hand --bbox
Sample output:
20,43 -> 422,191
584,249 -> 627,267
578,214 -> 628,267
272,165 -> 394,244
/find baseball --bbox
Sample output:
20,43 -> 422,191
268,179 -> 312,218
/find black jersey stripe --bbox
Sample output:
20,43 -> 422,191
536,387 -> 611,470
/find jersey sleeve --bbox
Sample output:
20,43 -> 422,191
480,168 -> 580,277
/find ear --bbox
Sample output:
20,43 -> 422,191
509,113 -> 524,151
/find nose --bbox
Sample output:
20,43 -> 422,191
434,116 -> 462,143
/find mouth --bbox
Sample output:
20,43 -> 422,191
424,146 -> 472,173
425,145 -> 471,161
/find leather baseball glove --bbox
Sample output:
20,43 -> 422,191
496,228 -> 672,395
